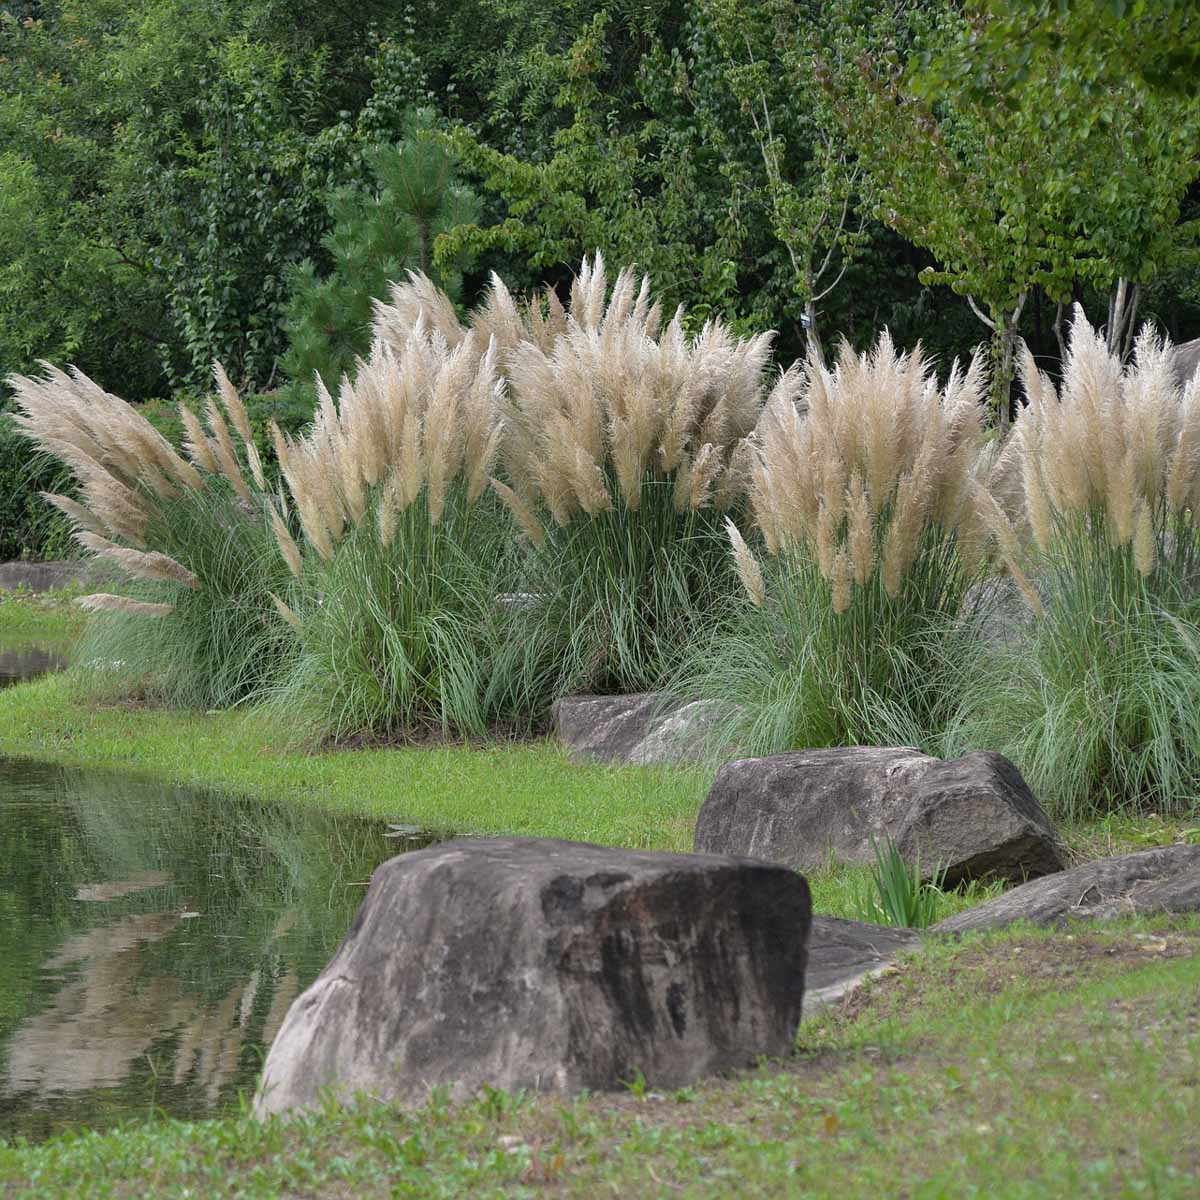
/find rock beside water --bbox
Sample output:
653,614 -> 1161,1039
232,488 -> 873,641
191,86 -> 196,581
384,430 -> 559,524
254,837 -> 812,1118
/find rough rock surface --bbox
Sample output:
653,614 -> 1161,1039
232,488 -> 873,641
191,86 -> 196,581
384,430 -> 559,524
254,838 -> 812,1117
933,844 -> 1200,933
694,747 -> 1062,885
0,561 -> 85,593
553,693 -> 734,767
804,917 -> 923,1011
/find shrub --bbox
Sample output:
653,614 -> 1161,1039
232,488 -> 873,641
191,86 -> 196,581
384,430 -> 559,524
851,835 -> 948,929
956,311 -> 1200,821
265,325 -> 550,740
6,362 -> 293,707
376,255 -> 776,695
685,334 -> 1022,756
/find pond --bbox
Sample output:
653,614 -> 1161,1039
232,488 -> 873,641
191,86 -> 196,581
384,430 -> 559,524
0,757 -> 432,1143
0,644 -> 69,688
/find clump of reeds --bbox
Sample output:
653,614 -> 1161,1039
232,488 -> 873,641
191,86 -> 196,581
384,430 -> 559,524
958,309 -> 1200,820
685,334 -> 1015,755
265,323 -> 553,739
7,362 -> 292,706
369,254 -> 775,693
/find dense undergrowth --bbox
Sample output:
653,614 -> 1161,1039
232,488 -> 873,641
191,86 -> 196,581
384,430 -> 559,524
9,259 -> 1200,824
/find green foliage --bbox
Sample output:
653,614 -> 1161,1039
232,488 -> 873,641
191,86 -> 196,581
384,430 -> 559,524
281,111 -> 481,403
955,520 -> 1200,824
852,834 -> 948,929
823,2 -> 1200,407
439,3 -> 879,360
520,489 -> 736,698
685,538 -> 986,758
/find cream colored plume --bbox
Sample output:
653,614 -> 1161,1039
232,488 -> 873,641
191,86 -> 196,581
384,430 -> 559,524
356,255 -> 775,532
1012,307 -> 1200,575
745,334 -> 995,604
273,321 -> 504,566
76,593 -> 175,618
6,363 -> 209,546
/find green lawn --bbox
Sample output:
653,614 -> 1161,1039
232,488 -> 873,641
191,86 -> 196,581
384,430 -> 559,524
2,921 -> 1197,1198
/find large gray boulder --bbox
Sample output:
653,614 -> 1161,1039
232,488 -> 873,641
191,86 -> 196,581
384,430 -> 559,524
553,693 -> 734,767
934,844 -> 1200,934
694,747 -> 1062,885
254,838 -> 811,1118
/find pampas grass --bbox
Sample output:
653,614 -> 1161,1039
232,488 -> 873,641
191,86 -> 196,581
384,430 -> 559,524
955,310 -> 1200,820
373,254 -> 773,694
8,362 -> 294,707
683,334 -> 1013,755
264,322 -> 553,740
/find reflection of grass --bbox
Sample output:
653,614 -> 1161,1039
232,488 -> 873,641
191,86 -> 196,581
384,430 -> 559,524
2,920 -> 1198,1194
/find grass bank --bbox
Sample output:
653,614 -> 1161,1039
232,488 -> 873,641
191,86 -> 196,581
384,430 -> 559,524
2,921 -> 1198,1198
0,671 -> 709,852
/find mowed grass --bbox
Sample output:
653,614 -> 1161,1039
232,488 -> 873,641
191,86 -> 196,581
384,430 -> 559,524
0,587 -> 84,646
1,921 -> 1197,1198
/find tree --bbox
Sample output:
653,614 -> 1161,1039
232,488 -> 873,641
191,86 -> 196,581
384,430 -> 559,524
281,111 -> 481,401
823,3 -> 1200,421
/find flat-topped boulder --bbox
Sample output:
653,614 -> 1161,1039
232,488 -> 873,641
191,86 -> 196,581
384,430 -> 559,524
553,693 -> 735,767
254,838 -> 812,1118
934,844 -> 1200,934
694,747 -> 1062,885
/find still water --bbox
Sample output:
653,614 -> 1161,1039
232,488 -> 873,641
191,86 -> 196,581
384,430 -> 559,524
0,757 -> 429,1142
0,645 -> 68,688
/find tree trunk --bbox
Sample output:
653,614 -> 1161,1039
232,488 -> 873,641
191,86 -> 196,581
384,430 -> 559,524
1053,300 -> 1068,372
992,317 -> 1016,431
803,296 -> 825,367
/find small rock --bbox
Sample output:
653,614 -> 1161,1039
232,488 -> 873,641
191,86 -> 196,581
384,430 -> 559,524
553,693 -> 738,767
254,838 -> 812,1118
553,693 -> 682,765
804,917 -> 924,1012
694,747 -> 1062,885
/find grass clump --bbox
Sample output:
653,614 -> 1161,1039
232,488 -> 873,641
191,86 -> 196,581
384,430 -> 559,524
379,254 -> 774,695
958,310 -> 1200,821
7,363 -> 294,708
851,835 -> 949,929
685,334 -> 1022,756
265,323 -> 553,740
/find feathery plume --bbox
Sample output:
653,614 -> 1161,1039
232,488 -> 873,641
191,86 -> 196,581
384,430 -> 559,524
726,519 -> 765,606
76,593 -> 175,618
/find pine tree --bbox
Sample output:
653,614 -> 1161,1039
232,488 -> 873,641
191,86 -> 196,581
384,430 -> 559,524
281,109 -> 480,404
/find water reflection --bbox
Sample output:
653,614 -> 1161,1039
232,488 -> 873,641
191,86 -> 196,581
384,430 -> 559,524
0,644 -> 68,688
0,758 -> 430,1142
